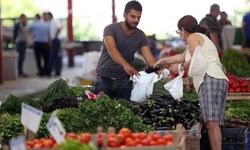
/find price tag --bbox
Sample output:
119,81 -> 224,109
9,135 -> 26,150
21,103 -> 43,133
47,112 -> 66,144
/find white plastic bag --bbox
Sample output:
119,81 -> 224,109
188,46 -> 208,77
130,71 -> 161,102
81,51 -> 101,81
164,65 -> 184,100
161,68 -> 171,79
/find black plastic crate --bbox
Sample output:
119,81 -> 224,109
200,127 -> 248,150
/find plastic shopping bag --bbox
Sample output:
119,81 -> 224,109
130,71 -> 161,102
164,65 -> 184,100
188,46 -> 208,77
82,51 -> 101,81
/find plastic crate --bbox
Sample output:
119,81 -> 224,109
200,127 -> 248,150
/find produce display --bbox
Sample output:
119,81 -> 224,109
0,65 -> 249,150
227,73 -> 250,92
221,49 -> 250,77
25,127 -> 178,149
225,100 -> 250,121
26,133 -> 94,149
129,94 -> 200,130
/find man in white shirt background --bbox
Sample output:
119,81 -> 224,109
47,12 -> 63,76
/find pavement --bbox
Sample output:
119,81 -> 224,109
0,54 -> 85,102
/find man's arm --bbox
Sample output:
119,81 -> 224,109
104,35 -> 139,76
140,45 -> 157,67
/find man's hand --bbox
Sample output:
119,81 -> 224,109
123,64 -> 139,77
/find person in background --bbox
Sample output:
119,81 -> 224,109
200,4 -> 222,51
13,14 -> 29,77
147,34 -> 159,58
242,11 -> 250,49
28,12 -> 51,77
219,11 -> 235,50
154,15 -> 228,150
218,11 -> 232,30
95,0 -> 157,100
47,12 -> 63,77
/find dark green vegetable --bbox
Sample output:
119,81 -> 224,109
0,95 -> 40,115
221,49 -> 250,77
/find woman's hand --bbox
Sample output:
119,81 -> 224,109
169,63 -> 179,74
153,58 -> 170,69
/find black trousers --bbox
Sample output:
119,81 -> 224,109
95,75 -> 132,100
33,42 -> 50,76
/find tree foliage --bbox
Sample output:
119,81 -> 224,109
1,0 -> 40,18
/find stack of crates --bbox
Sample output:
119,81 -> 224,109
200,127 -> 248,150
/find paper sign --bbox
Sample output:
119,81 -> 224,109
9,135 -> 26,150
21,103 -> 43,133
47,112 -> 66,144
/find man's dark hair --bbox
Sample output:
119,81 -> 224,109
210,4 -> 220,13
48,12 -> 53,18
124,0 -> 142,14
19,13 -> 26,19
35,14 -> 41,20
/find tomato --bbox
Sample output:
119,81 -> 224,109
138,132 -> 148,140
33,142 -> 43,148
49,135 -> 56,143
140,139 -> 150,146
79,133 -> 92,144
116,133 -> 125,144
125,139 -> 136,147
156,138 -> 166,145
26,141 -> 34,148
228,88 -> 234,92
119,128 -> 132,138
42,139 -> 54,148
149,133 -> 161,141
135,143 -> 144,147
163,134 -> 173,142
235,87 -> 241,92
133,138 -> 143,146
166,141 -> 173,146
65,132 -> 78,140
107,133 -> 116,138
108,137 -> 120,147
120,145 -> 128,148
52,143 -> 59,148
149,140 -> 157,146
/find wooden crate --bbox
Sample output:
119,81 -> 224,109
185,137 -> 200,150
225,118 -> 250,128
103,125 -> 186,150
227,92 -> 250,100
